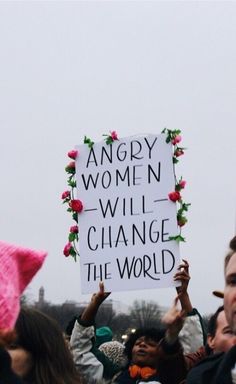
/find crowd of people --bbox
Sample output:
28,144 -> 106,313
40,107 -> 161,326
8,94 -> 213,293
1,236 -> 236,383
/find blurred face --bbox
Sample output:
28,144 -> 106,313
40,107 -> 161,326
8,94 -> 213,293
132,336 -> 160,367
225,253 -> 236,334
207,310 -> 236,353
6,344 -> 33,378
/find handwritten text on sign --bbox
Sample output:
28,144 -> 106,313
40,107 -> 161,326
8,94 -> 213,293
75,134 -> 180,293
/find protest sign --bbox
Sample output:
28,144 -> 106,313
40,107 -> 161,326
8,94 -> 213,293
74,133 -> 180,293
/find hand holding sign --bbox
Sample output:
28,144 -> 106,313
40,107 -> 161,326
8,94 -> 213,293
81,281 -> 110,325
174,259 -> 193,313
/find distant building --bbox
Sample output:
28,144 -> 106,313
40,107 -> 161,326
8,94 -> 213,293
34,287 -> 129,317
35,286 -> 47,308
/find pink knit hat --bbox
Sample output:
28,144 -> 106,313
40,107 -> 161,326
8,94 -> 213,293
0,240 -> 47,330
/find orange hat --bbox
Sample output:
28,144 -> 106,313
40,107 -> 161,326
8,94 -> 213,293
0,240 -> 47,330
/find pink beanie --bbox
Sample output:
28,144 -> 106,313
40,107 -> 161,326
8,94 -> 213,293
0,240 -> 47,330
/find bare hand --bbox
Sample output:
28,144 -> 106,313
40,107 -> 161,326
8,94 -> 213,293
90,281 -> 111,305
174,259 -> 190,297
162,296 -> 186,343
81,282 -> 111,323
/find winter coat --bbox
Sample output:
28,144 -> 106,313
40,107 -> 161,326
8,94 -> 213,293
186,344 -> 236,384
70,309 -> 205,384
114,338 -> 187,384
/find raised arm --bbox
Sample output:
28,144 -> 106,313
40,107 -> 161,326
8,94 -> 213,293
162,296 -> 186,344
173,260 -> 206,352
70,282 -> 115,383
81,281 -> 110,325
174,259 -> 192,313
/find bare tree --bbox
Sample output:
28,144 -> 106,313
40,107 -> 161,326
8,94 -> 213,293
129,300 -> 162,329
95,303 -> 117,327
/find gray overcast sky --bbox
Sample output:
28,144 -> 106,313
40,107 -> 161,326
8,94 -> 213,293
0,0 -> 236,315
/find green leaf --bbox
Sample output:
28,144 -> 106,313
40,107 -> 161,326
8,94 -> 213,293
68,180 -> 76,188
84,136 -> 94,148
72,212 -> 78,222
172,129 -> 181,135
65,167 -> 75,174
69,246 -> 77,256
166,137 -> 171,143
173,157 -> 179,164
175,184 -> 181,192
169,235 -> 186,242
105,137 -> 112,145
69,233 -> 76,242
182,203 -> 191,211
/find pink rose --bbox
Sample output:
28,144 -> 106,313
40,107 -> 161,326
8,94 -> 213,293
61,190 -> 70,199
70,225 -> 79,233
63,242 -> 72,257
168,191 -> 181,202
179,180 -> 186,189
174,149 -> 184,157
69,199 -> 83,213
68,150 -> 78,160
110,131 -> 118,141
172,135 -> 182,145
68,161 -> 75,169
65,161 -> 76,173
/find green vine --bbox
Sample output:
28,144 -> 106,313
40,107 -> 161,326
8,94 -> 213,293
62,132 -> 119,259
162,128 -> 190,242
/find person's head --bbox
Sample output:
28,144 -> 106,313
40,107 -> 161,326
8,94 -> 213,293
124,328 -> 165,368
99,340 -> 128,369
224,236 -> 236,272
95,326 -> 113,348
6,307 -> 81,384
207,306 -> 236,353
224,236 -> 236,334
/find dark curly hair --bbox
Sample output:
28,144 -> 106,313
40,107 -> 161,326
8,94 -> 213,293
124,328 -> 165,362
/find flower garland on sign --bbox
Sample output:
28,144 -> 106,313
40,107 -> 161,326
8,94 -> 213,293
61,150 -> 81,260
61,131 -> 118,259
162,128 -> 190,242
62,129 -> 189,259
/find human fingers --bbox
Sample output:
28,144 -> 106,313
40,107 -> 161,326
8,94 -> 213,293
99,281 -> 104,294
99,281 -> 111,298
173,270 -> 190,281
175,263 -> 190,276
174,273 -> 189,281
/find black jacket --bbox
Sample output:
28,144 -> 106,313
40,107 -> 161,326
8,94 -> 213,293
186,344 -> 236,384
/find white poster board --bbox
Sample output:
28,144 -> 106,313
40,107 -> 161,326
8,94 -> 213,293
75,134 -> 180,293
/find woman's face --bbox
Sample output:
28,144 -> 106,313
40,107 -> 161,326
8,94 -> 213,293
132,336 -> 160,367
6,344 -> 33,377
